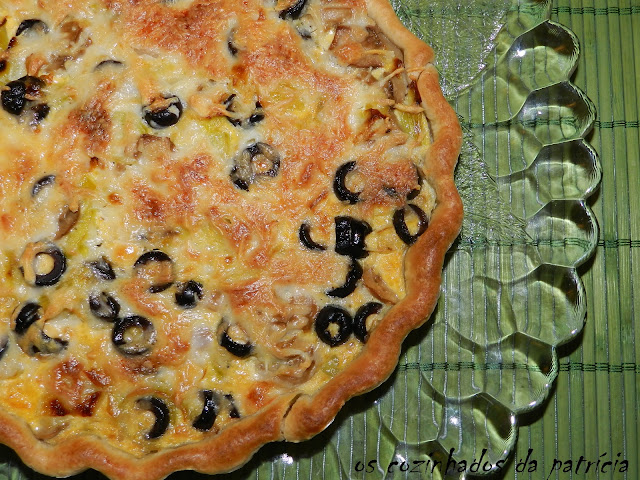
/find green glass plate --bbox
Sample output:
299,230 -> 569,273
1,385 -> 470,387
0,1 -> 600,479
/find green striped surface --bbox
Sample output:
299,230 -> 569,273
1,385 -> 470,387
513,1 -> 640,479
1,0 -> 637,479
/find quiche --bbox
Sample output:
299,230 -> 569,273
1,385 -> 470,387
0,0 -> 462,478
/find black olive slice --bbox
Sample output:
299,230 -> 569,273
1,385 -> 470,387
219,323 -> 252,358
230,152 -> 252,189
31,174 -> 55,196
192,390 -> 218,431
334,216 -> 372,259
299,223 -> 326,251
142,95 -> 183,129
248,102 -> 264,125
327,258 -> 363,298
14,303 -> 41,335
353,302 -> 383,343
134,250 -> 174,293
228,40 -> 238,56
223,94 -> 237,113
230,142 -> 280,191
278,0 -> 308,19
314,305 -> 353,347
88,256 -> 116,280
134,250 -> 172,266
20,243 -> 67,287
13,303 -> 68,356
227,29 -> 239,56
16,19 -> 49,36
2,76 -> 45,115
137,397 -> 170,439
406,187 -> 420,200
95,59 -> 124,70
0,336 -> 8,361
89,292 -> 120,321
224,393 -> 240,418
224,94 -> 242,127
112,315 -> 156,356
248,113 -> 264,125
224,94 -> 236,108
246,143 -> 280,177
333,161 -> 361,204
175,280 -> 203,309
29,331 -> 68,355
225,96 -> 264,128
393,204 -> 429,245
383,186 -> 400,198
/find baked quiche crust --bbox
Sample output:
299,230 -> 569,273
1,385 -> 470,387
0,0 -> 462,478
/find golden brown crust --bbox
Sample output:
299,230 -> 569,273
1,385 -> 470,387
0,393 -> 298,480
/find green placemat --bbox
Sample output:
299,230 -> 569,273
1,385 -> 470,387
508,1 -> 640,479
2,0 -> 638,479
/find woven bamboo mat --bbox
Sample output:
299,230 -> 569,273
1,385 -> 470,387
507,1 -> 640,478
0,1 -> 637,480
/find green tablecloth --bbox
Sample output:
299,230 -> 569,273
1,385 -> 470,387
0,1 -> 637,480
507,1 -> 639,478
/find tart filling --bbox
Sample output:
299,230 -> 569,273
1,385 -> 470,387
0,0 -> 461,477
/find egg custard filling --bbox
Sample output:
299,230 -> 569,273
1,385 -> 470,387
0,1 -> 461,478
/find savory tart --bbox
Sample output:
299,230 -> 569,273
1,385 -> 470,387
0,0 -> 462,478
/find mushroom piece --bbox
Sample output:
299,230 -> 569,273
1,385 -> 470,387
55,206 -> 80,239
15,19 -> 49,37
362,266 -> 399,305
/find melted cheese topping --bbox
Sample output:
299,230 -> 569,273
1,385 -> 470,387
0,0 -> 436,456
